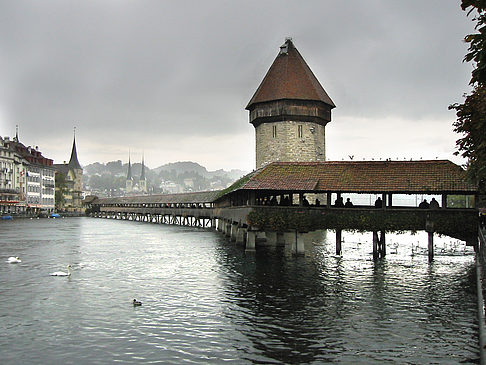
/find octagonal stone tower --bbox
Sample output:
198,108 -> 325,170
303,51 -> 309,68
246,38 -> 335,169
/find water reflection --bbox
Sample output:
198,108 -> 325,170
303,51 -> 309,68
215,232 -> 478,364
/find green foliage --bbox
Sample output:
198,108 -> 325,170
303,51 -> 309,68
450,1 -> 486,193
247,208 -> 478,241
461,0 -> 486,85
450,85 -> 486,191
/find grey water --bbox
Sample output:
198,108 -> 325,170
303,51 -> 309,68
0,217 -> 479,364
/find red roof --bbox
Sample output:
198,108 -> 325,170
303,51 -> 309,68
233,160 -> 476,194
246,39 -> 335,109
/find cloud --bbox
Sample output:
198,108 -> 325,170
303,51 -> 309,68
0,0 -> 476,170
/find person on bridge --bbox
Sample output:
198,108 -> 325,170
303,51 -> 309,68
419,199 -> 430,209
429,198 -> 440,209
345,198 -> 354,208
374,197 -> 383,208
335,197 -> 344,207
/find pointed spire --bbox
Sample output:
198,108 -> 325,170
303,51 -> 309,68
140,153 -> 146,180
127,152 -> 133,180
14,125 -> 19,142
246,38 -> 335,109
68,127 -> 82,170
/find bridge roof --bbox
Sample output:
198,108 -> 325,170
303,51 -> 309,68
222,160 -> 477,195
92,190 -> 222,205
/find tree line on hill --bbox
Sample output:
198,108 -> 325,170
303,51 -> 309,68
83,160 -> 247,196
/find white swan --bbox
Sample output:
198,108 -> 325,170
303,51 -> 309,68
7,256 -> 21,263
50,265 -> 71,276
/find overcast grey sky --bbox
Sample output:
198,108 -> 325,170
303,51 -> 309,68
0,0 -> 476,171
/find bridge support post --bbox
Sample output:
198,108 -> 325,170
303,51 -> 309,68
230,223 -> 238,241
379,230 -> 386,258
336,230 -> 342,255
225,221 -> 232,237
428,232 -> 434,262
246,231 -> 256,251
426,217 -> 434,262
283,232 -> 294,248
236,227 -> 245,244
295,232 -> 305,255
266,231 -> 278,246
373,231 -> 379,260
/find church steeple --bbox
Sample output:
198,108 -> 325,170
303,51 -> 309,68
139,153 -> 147,193
126,152 -> 133,194
68,128 -> 82,170
140,154 -> 145,180
127,153 -> 133,180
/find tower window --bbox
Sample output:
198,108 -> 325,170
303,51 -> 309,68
298,125 -> 303,138
272,125 -> 277,138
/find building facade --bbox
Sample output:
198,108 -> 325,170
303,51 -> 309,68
0,136 -> 24,213
1,135 -> 55,214
54,136 -> 84,212
246,38 -> 335,169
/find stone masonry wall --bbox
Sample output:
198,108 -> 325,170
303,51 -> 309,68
255,121 -> 326,168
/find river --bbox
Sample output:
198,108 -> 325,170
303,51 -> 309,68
0,217 -> 479,364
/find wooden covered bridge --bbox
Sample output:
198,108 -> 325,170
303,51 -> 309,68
88,160 -> 479,261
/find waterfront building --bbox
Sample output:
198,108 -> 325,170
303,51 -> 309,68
53,135 -> 84,212
0,136 -> 24,213
247,38 -> 335,169
1,134 -> 55,214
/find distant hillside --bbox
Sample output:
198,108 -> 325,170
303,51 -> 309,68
153,161 -> 208,176
83,160 -> 248,197
153,161 -> 247,181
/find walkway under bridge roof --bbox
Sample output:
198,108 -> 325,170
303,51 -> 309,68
93,190 -> 221,206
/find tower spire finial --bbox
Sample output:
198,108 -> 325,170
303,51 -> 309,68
127,150 -> 133,180
140,152 -> 146,180
68,128 -> 82,170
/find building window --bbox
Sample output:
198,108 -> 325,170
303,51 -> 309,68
272,125 -> 277,138
298,125 -> 303,138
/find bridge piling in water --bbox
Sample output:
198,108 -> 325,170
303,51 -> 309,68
428,232 -> 434,262
336,230 -> 342,255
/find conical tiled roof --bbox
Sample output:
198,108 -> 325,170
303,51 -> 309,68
246,38 -> 335,109
68,136 -> 82,170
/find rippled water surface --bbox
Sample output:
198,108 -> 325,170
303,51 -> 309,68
0,217 -> 479,364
